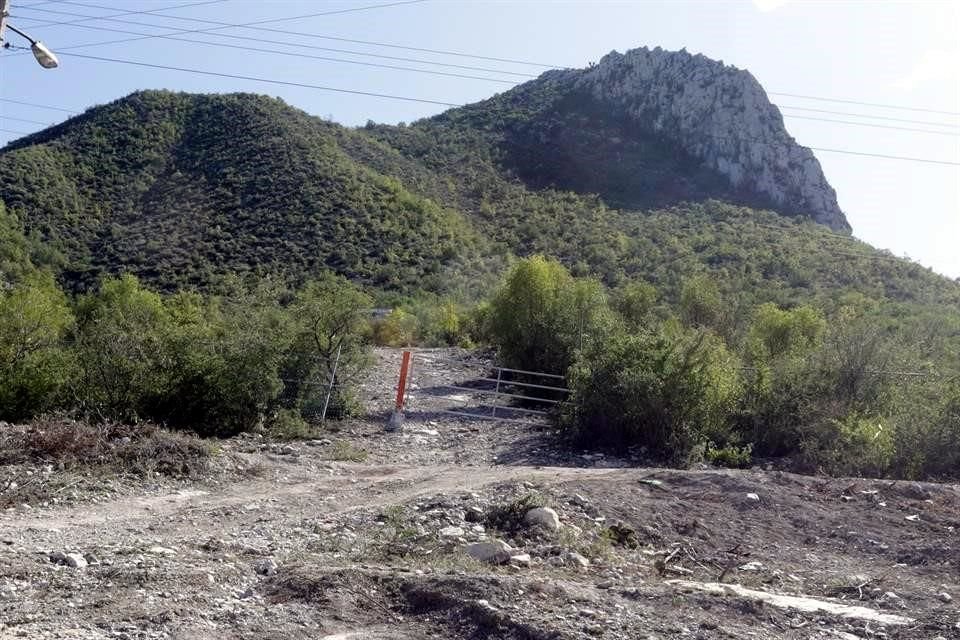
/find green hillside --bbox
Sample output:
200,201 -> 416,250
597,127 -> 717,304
3,90 -> 957,306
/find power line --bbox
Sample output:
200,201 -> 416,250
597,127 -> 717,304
14,0 -> 233,29
807,147 -> 959,166
783,114 -> 960,137
9,15 -> 519,84
0,98 -> 80,114
58,51 -> 462,107
778,105 -> 960,129
21,0 -> 556,68
0,115 -> 53,126
0,128 -> 31,136
10,6 -> 539,79
768,92 -> 960,117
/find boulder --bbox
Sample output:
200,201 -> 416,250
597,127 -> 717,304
465,540 -> 513,564
524,507 -> 561,531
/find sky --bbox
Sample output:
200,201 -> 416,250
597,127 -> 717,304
1,0 -> 958,278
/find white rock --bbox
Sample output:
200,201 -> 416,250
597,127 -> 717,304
147,546 -> 177,557
64,553 -> 87,569
739,561 -> 764,572
938,592 -> 952,603
509,554 -> 531,567
745,493 -> 760,502
465,540 -> 513,564
524,507 -> 561,531
440,526 -> 465,538
565,552 -> 591,569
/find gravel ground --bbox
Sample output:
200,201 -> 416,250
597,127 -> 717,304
1,348 -> 958,639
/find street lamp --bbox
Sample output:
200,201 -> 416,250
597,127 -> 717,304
3,25 -> 59,69
0,0 -> 58,69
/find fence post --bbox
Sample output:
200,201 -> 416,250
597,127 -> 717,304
386,350 -> 411,432
320,342 -> 343,422
490,367 -> 503,418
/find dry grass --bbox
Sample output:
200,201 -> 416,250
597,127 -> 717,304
1,416 -> 211,477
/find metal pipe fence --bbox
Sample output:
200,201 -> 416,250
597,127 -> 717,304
403,355 -> 570,426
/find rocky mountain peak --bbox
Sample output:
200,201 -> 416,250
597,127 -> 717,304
569,46 -> 849,232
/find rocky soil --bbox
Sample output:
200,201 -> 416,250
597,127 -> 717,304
1,348 -> 957,639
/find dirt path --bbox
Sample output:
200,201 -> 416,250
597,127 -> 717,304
2,348 -> 958,640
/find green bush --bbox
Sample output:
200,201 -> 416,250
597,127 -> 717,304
563,323 -> 742,461
487,256 -> 610,375
705,442 -> 753,469
0,274 -> 75,420
798,414 -> 894,477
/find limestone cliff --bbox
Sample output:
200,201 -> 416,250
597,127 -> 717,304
560,47 -> 849,232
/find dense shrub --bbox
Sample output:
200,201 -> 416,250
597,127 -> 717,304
487,256 -> 610,375
563,324 -> 742,461
0,274 -> 74,420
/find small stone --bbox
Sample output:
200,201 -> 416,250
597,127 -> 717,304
738,561 -> 764,572
938,592 -> 952,603
64,553 -> 87,569
439,526 -> 465,538
255,558 -> 278,576
524,507 -> 561,531
509,554 -> 531,567
147,546 -> 177,557
465,540 -> 513,564
904,514 -> 920,522
565,552 -> 590,569
745,493 -> 760,502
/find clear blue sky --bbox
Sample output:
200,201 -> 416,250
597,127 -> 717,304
2,0 -> 958,278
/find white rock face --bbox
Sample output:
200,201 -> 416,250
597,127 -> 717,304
561,47 -> 849,232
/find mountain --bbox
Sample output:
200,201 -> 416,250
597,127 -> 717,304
0,46 -> 955,316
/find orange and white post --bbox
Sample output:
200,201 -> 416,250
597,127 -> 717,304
386,350 -> 411,431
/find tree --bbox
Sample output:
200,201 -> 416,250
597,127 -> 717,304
73,275 -> 173,421
487,256 -> 610,374
283,273 -> 373,419
0,274 -> 74,420
679,275 -> 723,330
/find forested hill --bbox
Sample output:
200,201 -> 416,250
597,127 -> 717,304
0,78 -> 957,316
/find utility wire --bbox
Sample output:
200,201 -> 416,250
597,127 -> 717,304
10,8 -> 538,79
57,51 -> 462,107
0,128 -> 31,136
8,16 -> 519,84
807,147 -> 959,166
13,0 -> 233,29
783,114 -> 960,137
778,105 -> 960,129
0,98 -> 80,114
20,0 -> 557,68
0,114 -> 53,126
768,92 -> 960,117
